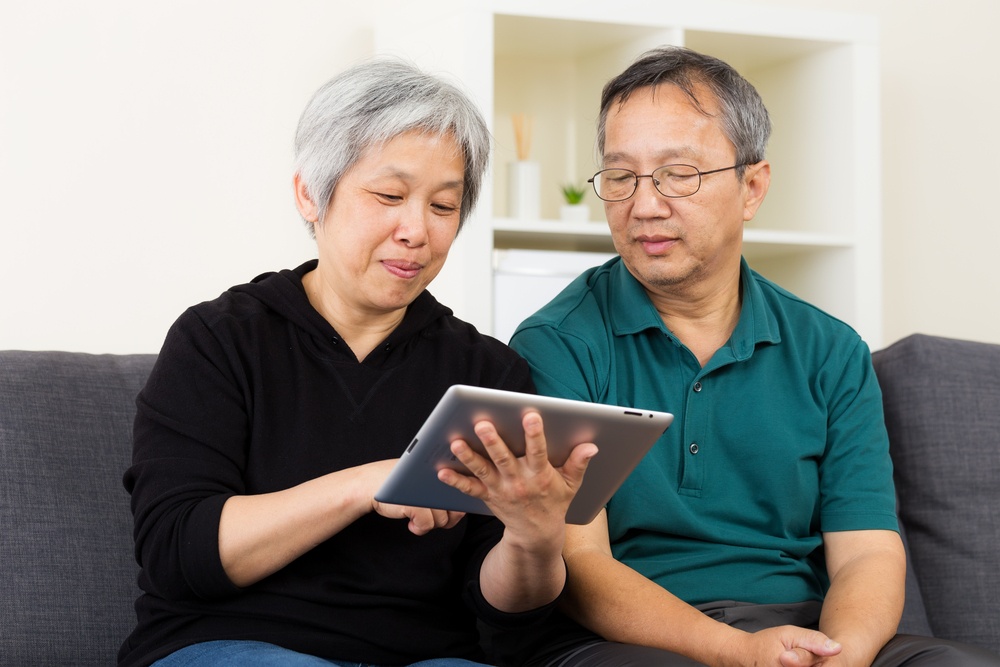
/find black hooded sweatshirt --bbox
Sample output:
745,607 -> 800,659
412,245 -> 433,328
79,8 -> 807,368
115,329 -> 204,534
118,260 -> 545,667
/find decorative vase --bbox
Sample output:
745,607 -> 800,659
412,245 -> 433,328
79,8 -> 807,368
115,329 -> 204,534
559,204 -> 588,222
507,161 -> 540,220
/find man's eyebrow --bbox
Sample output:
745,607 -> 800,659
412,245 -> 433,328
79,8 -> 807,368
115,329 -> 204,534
602,146 -> 702,166
601,151 -> 630,165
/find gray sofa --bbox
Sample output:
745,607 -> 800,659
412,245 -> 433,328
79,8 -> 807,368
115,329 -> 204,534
1,334 -> 998,665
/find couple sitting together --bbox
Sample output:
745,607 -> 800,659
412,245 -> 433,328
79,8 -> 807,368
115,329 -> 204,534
117,47 -> 1000,667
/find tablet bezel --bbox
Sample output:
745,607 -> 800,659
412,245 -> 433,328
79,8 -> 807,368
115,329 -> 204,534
375,384 -> 673,524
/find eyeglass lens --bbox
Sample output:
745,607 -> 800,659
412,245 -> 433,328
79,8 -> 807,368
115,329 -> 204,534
591,164 -> 703,201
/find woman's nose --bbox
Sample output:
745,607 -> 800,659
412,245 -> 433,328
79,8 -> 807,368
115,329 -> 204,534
395,206 -> 430,247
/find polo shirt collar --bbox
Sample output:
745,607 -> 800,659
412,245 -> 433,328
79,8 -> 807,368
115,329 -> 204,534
607,256 -> 782,361
608,258 -> 670,336
731,257 -> 782,359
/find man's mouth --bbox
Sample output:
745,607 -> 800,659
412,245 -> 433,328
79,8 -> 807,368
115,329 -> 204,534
638,237 -> 678,255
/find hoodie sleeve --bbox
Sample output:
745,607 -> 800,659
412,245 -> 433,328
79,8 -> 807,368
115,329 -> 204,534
123,306 -> 248,601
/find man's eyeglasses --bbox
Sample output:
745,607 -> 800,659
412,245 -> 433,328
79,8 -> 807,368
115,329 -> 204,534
587,163 -> 746,202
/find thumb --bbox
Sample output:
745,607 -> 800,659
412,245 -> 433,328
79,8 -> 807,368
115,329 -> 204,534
560,442 -> 598,488
779,637 -> 842,667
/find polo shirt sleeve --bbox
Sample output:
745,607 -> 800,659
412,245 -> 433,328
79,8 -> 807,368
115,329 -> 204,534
819,337 -> 899,533
509,323 -> 607,403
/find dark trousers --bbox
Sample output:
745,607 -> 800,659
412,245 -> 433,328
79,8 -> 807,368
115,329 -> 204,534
508,602 -> 1000,667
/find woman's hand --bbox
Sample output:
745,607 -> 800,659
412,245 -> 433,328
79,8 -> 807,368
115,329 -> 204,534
437,411 -> 598,612
364,459 -> 466,534
371,497 -> 466,535
438,411 -> 596,539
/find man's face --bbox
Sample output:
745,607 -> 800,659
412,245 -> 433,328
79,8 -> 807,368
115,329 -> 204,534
601,84 -> 768,297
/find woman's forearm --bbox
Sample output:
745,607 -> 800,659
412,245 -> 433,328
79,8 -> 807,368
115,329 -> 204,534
218,464 -> 385,587
479,530 -> 567,612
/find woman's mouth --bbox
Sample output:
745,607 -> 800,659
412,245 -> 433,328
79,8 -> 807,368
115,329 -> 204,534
381,259 -> 423,279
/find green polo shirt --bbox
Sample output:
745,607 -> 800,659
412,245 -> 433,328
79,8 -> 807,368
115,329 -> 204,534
509,256 -> 898,606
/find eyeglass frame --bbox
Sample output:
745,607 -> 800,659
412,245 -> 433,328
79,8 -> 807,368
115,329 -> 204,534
586,163 -> 748,202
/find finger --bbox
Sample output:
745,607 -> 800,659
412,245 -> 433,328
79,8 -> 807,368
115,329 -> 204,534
429,508 -> 454,529
778,631 -> 841,667
560,442 -> 599,489
406,508 -> 435,536
472,420 -> 517,474
445,438 -> 495,488
779,649 -> 812,667
520,411 -> 551,471
779,648 -> 816,667
795,634 -> 841,657
406,507 -> 462,535
437,440 -> 492,501
437,463 -> 487,500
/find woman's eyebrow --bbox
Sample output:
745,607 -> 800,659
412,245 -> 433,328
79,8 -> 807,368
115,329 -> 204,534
376,168 -> 464,191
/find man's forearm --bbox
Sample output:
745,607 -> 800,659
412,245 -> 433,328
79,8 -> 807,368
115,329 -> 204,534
562,548 -> 742,664
819,534 -> 906,666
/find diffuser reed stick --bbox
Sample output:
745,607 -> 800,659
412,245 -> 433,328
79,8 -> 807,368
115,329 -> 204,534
512,113 -> 532,161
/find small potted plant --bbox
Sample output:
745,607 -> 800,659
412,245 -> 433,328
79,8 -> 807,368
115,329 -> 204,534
559,183 -> 588,222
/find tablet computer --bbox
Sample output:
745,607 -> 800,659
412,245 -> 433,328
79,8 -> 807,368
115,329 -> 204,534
375,384 -> 673,524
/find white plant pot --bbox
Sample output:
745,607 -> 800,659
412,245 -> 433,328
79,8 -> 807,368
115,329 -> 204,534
559,204 -> 588,222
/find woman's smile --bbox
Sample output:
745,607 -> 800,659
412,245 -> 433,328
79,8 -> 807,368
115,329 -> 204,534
381,258 -> 424,280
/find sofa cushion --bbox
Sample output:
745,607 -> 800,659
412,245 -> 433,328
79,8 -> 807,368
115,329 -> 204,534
872,334 -> 1000,654
0,351 -> 155,667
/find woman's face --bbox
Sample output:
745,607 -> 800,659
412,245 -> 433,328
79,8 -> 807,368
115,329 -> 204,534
301,130 -> 465,321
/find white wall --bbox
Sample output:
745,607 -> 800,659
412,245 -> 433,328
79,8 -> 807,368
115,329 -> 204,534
0,1 -> 377,353
3,0 -> 999,353
750,0 -> 1000,347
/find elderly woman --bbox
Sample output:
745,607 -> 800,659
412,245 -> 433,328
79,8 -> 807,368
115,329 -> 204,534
118,59 -> 596,667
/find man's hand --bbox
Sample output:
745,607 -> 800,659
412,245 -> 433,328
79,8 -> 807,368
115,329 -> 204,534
720,626 -> 842,667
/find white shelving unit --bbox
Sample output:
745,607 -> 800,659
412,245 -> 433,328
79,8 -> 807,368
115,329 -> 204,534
375,0 -> 882,347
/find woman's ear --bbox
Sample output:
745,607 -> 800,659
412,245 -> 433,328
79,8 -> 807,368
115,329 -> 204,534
742,160 -> 771,222
293,173 -> 320,224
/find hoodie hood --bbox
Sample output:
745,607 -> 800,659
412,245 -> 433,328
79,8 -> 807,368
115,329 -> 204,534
228,260 -> 453,358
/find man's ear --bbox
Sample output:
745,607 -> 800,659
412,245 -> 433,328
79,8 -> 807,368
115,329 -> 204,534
293,173 -> 320,224
742,160 -> 771,222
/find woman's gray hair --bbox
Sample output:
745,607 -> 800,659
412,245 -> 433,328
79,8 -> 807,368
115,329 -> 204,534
596,46 -> 771,178
293,57 -> 491,233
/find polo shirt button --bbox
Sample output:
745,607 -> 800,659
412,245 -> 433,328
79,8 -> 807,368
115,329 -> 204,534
689,443 -> 700,454
693,382 -> 703,392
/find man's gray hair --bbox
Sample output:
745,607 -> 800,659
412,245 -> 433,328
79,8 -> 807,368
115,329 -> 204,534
294,58 -> 491,233
597,46 -> 771,178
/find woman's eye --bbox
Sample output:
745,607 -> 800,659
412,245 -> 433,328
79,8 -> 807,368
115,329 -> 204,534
432,203 -> 458,214
376,192 -> 403,203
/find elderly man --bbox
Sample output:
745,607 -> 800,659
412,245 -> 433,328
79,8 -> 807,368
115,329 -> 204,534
502,46 -> 1000,667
